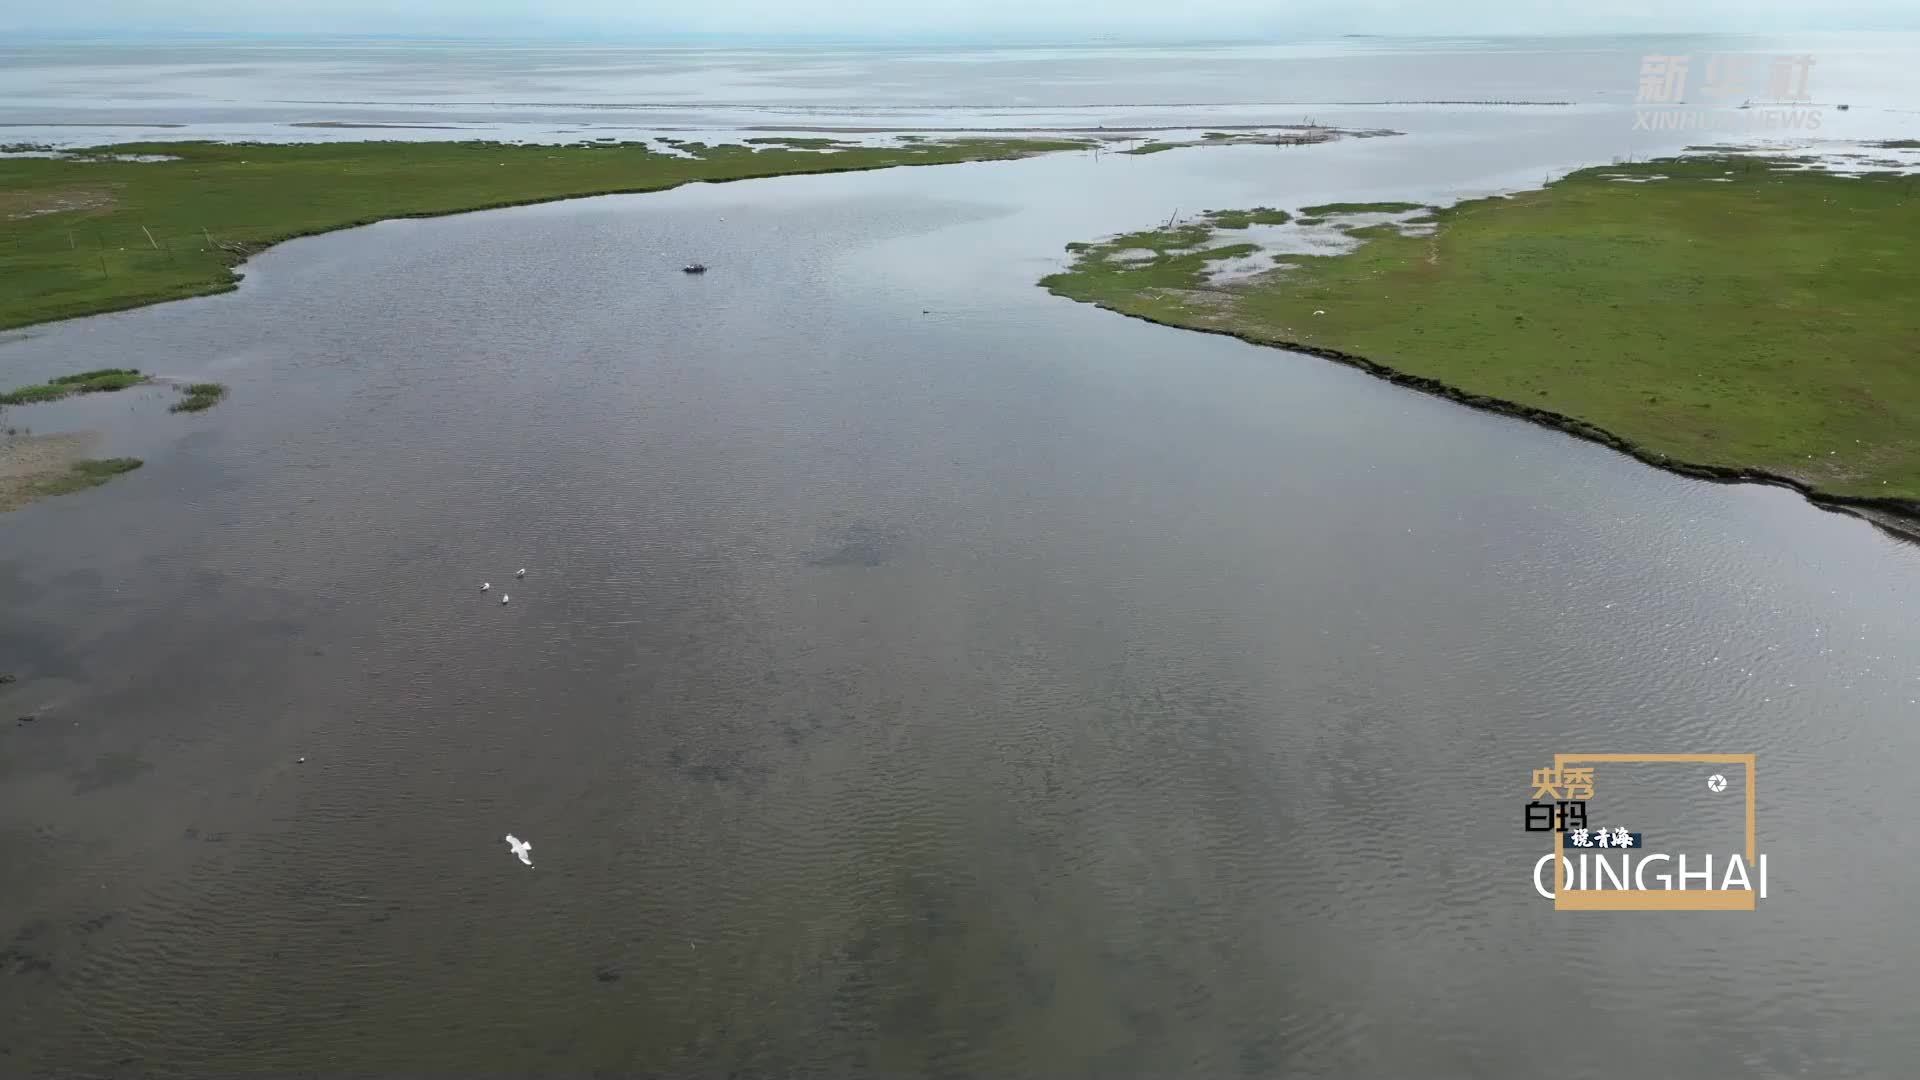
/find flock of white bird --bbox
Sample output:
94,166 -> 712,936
486,568 -> 532,867
479,567 -> 527,606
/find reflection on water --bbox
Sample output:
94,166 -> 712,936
4,51 -> 1920,1078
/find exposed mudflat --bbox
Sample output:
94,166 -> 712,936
0,430 -> 99,511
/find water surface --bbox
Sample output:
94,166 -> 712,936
3,39 -> 1920,1079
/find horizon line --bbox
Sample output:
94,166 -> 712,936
5,26 -> 1920,46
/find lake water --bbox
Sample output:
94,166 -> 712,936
7,31 -> 1920,143
4,35 -> 1920,1078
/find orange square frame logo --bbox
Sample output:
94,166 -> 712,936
1551,753 -> 1757,911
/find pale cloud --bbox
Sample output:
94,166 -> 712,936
5,0 -> 1915,37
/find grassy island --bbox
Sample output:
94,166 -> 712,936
1042,156 -> 1920,520
1203,207 -> 1293,229
1295,200 -> 1428,215
0,368 -> 146,405
169,382 -> 228,413
1119,128 -> 1347,155
0,136 -> 1089,330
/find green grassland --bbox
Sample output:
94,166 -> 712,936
0,136 -> 1088,330
1042,157 -> 1920,512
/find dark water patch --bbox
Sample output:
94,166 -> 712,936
70,750 -> 154,794
665,744 -> 771,789
0,917 -> 90,978
807,521 -> 908,567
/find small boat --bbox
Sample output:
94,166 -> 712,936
682,263 -> 707,274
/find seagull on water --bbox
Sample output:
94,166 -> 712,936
480,581 -> 491,592
516,568 -> 527,578
501,594 -> 510,605
504,834 -> 533,868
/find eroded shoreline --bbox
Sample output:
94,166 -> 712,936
1040,152 -> 1920,541
1047,298 -> 1920,542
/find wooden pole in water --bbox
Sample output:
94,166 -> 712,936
202,226 -> 214,251
141,226 -> 159,250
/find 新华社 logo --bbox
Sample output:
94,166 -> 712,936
1633,52 -> 1824,132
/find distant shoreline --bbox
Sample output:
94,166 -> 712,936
0,135 -> 1094,332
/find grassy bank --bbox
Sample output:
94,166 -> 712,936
1041,156 -> 1920,513
0,136 -> 1088,330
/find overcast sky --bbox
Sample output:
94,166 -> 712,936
6,0 -> 1914,38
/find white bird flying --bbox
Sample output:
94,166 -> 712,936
501,594 -> 510,605
480,582 -> 490,592
516,568 -> 526,578
504,834 -> 533,867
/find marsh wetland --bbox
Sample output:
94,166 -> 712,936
5,33 -> 1920,1078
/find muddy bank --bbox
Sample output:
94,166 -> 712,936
0,431 -> 101,512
